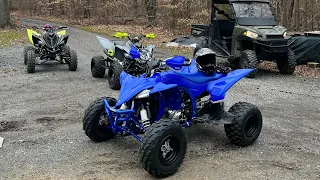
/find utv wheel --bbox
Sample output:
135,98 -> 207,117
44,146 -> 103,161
23,46 -> 35,65
140,119 -> 187,178
91,56 -> 106,77
239,50 -> 259,78
224,102 -> 262,147
277,49 -> 296,74
108,61 -> 122,90
26,50 -> 36,73
83,97 -> 117,142
68,50 -> 78,71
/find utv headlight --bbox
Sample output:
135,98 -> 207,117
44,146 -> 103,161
283,31 -> 287,37
243,31 -> 259,39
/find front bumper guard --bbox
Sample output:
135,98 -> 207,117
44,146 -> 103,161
103,99 -> 144,141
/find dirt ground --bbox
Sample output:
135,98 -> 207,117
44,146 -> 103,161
0,18 -> 319,180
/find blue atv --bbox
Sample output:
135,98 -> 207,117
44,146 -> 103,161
83,48 -> 263,177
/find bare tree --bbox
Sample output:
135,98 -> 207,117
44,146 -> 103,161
145,0 -> 157,26
0,0 -> 10,27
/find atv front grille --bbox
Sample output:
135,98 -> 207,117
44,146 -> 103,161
258,39 -> 288,47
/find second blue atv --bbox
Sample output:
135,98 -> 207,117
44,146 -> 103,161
83,48 -> 263,178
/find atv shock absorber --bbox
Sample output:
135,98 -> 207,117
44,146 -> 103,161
140,104 -> 151,128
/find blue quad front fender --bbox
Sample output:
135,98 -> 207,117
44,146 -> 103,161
207,69 -> 254,102
150,82 -> 183,111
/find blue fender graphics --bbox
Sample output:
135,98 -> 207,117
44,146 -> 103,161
149,82 -> 177,94
116,74 -> 156,106
207,69 -> 254,102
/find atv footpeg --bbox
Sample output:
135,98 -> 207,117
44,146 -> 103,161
194,111 -> 235,125
207,111 -> 234,125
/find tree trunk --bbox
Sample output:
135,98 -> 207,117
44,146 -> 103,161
145,0 -> 157,26
170,0 -> 177,30
296,0 -> 300,31
0,0 -> 10,27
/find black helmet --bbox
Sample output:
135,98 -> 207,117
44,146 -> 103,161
195,48 -> 217,74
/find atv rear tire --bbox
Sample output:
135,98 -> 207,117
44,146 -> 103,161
83,97 -> 117,142
239,50 -> 259,78
224,102 -> 262,147
91,56 -> 106,77
277,49 -> 296,74
68,50 -> 78,71
108,61 -> 122,90
23,46 -> 35,65
26,50 -> 36,73
140,119 -> 187,178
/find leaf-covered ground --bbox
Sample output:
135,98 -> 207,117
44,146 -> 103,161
0,28 -> 26,48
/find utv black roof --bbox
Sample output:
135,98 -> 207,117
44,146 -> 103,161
214,0 -> 270,4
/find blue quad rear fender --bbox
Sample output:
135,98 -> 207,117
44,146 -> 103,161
207,69 -> 254,102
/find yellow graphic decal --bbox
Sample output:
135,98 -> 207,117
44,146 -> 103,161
57,30 -> 66,36
146,33 -> 156,39
108,49 -> 114,57
113,32 -> 128,38
27,29 -> 41,45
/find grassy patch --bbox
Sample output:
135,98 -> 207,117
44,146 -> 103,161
0,28 -> 26,48
76,25 -> 193,58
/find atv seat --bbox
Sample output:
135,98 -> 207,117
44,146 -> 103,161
174,70 -> 224,84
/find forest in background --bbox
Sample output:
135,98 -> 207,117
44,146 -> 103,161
8,0 -> 320,33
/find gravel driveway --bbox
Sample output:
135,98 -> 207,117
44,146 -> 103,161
0,18 -> 319,180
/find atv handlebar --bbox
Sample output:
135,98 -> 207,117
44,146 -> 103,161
31,25 -> 68,30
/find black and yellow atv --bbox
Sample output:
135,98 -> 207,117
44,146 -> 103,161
23,26 -> 77,73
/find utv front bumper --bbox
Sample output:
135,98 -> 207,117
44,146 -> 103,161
254,38 -> 293,54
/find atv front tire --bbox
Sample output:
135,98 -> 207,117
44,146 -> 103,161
140,119 -> 187,178
83,97 -> 117,142
23,46 -> 35,65
108,61 -> 122,90
239,50 -> 259,78
63,46 -> 71,56
68,50 -> 78,71
277,48 -> 296,74
91,56 -> 106,77
224,102 -> 262,147
26,50 -> 36,73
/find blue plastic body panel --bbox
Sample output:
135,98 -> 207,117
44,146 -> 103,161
207,69 -> 253,102
129,46 -> 141,59
165,56 -> 187,70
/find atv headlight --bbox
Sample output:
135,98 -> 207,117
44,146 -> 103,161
243,31 -> 259,39
283,31 -> 287,37
136,90 -> 150,99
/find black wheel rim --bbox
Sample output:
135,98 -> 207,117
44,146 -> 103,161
159,136 -> 179,166
245,116 -> 258,137
97,112 -> 112,135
